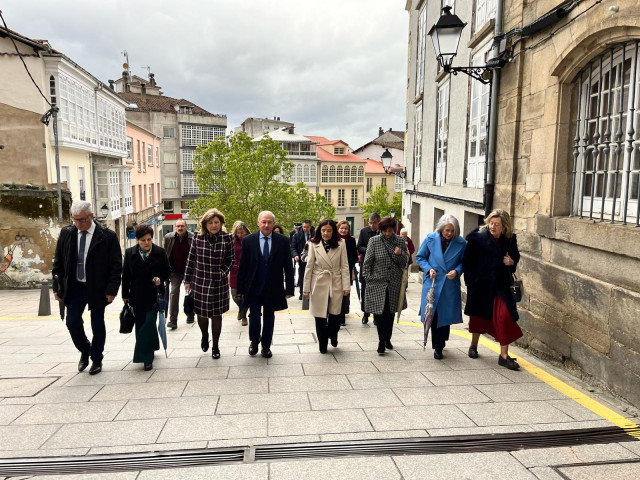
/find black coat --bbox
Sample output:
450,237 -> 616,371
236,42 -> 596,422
343,236 -> 358,275
52,223 -> 122,310
356,226 -> 379,264
122,244 -> 171,316
291,228 -> 314,259
237,232 -> 295,310
462,227 -> 520,322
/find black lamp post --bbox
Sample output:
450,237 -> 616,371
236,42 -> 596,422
380,148 -> 406,179
100,203 -> 109,219
429,6 -> 498,84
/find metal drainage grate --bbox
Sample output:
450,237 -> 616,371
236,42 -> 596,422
0,426 -> 638,476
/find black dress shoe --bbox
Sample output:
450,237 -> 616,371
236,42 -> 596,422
89,361 -> 102,375
211,348 -> 220,359
468,345 -> 479,359
319,345 -> 328,354
340,321 -> 346,326
143,362 -> 153,371
330,337 -> 338,348
201,335 -> 210,353
377,342 -> 385,355
362,316 -> 369,324
248,342 -> 259,356
78,352 -> 89,372
385,341 -> 393,350
499,355 -> 520,370
373,318 -> 378,326
186,317 -> 195,324
261,348 -> 272,358
434,349 -> 444,360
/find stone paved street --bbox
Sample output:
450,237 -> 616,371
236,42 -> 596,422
0,278 -> 638,478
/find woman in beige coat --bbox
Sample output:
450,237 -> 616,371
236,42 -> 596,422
303,219 -> 350,353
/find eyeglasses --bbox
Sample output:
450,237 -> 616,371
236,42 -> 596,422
72,216 -> 92,224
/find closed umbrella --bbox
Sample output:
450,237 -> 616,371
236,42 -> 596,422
422,276 -> 436,350
395,266 -> 409,323
155,286 -> 168,358
353,266 -> 361,300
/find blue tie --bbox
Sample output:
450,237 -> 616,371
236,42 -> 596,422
77,231 -> 87,280
263,236 -> 270,262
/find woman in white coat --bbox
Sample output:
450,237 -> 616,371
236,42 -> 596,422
303,219 -> 350,353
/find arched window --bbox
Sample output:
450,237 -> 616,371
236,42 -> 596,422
571,40 -> 640,223
303,164 -> 310,183
321,165 -> 328,182
344,166 -> 351,183
310,165 -> 317,183
351,166 -> 357,182
336,166 -> 343,183
49,75 -> 57,106
295,165 -> 303,182
329,166 -> 336,182
357,166 -> 364,182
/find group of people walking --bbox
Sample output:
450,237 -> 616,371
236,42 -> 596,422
52,200 -> 522,375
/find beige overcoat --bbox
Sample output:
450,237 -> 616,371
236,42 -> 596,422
303,239 -> 350,318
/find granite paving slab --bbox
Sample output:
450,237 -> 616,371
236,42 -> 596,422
0,404 -> 30,424
0,376 -> 59,397
268,408 -> 373,436
309,388 -> 402,410
269,456 -> 401,480
115,396 -> 219,420
301,361 -> 378,376
620,440 -> 640,455
0,424 -> 60,450
91,381 -> 187,401
147,366 -> 229,382
529,420 -> 614,431
42,418 -> 166,448
459,401 -> 574,426
0,363 -> 61,376
268,374 -> 350,393
547,399 -> 606,421
528,466 -> 565,480
331,350 -> 404,362
228,363 -> 304,379
298,342 -> 362,353
347,371 -> 433,389
183,378 -> 269,396
0,447 -> 89,458
423,368 -> 513,386
428,424 -> 535,436
393,385 -> 490,405
394,451 -> 535,479
158,413 -> 266,442
511,443 -> 639,468
557,462 -> 640,480
476,382 -> 568,402
28,472 -> 137,480
320,429 -> 430,442
123,356 -> 200,370
372,359 -> 452,373
46,360 -> 131,374
89,441 -> 207,455
365,405 -> 475,430
271,333 -> 316,344
136,463 -> 268,480
207,434 -> 320,449
196,354 -> 269,367
0,385 -> 101,405
216,391 -> 309,414
266,353 -> 338,365
64,370 -> 153,386
12,400 -> 125,425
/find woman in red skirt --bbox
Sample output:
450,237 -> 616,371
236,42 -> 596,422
462,209 -> 522,370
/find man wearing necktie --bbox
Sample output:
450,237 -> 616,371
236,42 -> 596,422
237,211 -> 294,358
52,201 -> 122,375
291,220 -> 314,299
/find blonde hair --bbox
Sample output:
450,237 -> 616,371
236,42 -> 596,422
483,209 -> 513,238
231,220 -> 251,241
336,220 -> 350,233
198,208 -> 225,236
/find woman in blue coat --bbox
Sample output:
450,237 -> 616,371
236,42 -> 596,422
416,214 -> 466,359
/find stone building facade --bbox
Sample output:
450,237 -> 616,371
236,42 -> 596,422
404,0 -> 640,407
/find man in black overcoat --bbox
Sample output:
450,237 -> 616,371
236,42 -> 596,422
356,212 -> 380,324
52,201 -> 122,375
163,219 -> 194,329
237,211 -> 294,358
290,219 -> 314,299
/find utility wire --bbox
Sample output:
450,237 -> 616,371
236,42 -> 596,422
0,9 -> 52,107
511,0 -> 604,60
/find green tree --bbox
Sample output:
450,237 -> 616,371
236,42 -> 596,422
189,132 -> 335,230
359,184 -> 402,222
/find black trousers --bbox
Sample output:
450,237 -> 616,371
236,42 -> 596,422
431,310 -> 450,350
373,291 -> 394,344
315,314 -> 341,351
297,261 -> 307,292
65,281 -> 106,363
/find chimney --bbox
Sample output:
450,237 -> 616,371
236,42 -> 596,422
277,117 -> 280,121
122,70 -> 130,92
140,84 -> 147,102
288,126 -> 295,134
378,127 -> 383,136
108,79 -> 115,91
149,73 -> 156,87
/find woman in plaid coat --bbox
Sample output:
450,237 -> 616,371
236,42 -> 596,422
184,208 -> 234,359
362,216 -> 408,355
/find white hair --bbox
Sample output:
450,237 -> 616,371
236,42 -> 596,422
70,201 -> 93,216
435,214 -> 460,238
400,228 -> 408,234
258,210 -> 275,222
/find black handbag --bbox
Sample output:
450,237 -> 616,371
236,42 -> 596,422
183,292 -> 194,315
510,273 -> 523,303
119,303 -> 135,334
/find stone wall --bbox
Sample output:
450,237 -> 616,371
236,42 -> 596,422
0,188 -> 71,288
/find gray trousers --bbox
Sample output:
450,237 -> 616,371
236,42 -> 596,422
169,273 -> 193,323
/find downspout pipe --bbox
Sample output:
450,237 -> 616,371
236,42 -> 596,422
484,0 -> 503,219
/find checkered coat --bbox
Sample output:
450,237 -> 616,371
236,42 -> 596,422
184,231 -> 234,317
362,233 -> 408,315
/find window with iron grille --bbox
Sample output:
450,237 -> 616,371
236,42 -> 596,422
351,188 -> 358,206
571,41 -> 640,225
435,80 -> 450,186
338,189 -> 345,207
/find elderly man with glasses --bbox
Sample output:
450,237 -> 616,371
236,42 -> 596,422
163,219 -> 194,329
52,201 -> 122,375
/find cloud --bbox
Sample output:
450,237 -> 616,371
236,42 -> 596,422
2,0 -> 408,148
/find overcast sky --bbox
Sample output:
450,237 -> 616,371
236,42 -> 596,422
2,0 -> 408,151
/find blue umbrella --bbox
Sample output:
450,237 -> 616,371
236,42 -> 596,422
155,287 -> 168,358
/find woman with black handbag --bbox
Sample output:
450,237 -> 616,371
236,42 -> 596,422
122,225 -> 171,371
462,209 -> 522,370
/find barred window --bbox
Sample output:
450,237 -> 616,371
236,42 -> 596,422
338,189 -> 345,207
324,189 -> 332,203
435,80 -> 450,186
571,41 -> 640,224
351,188 -> 358,206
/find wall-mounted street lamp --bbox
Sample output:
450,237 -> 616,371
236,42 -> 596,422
428,6 -> 509,84
389,208 -> 396,218
100,203 -> 109,219
381,148 -> 406,179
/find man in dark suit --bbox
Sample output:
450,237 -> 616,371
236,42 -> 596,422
291,219 -> 314,299
163,219 -> 194,329
52,201 -> 122,375
237,211 -> 294,358
356,212 -> 380,324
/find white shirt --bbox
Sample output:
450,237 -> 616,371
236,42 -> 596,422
259,233 -> 272,255
76,221 -> 96,282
